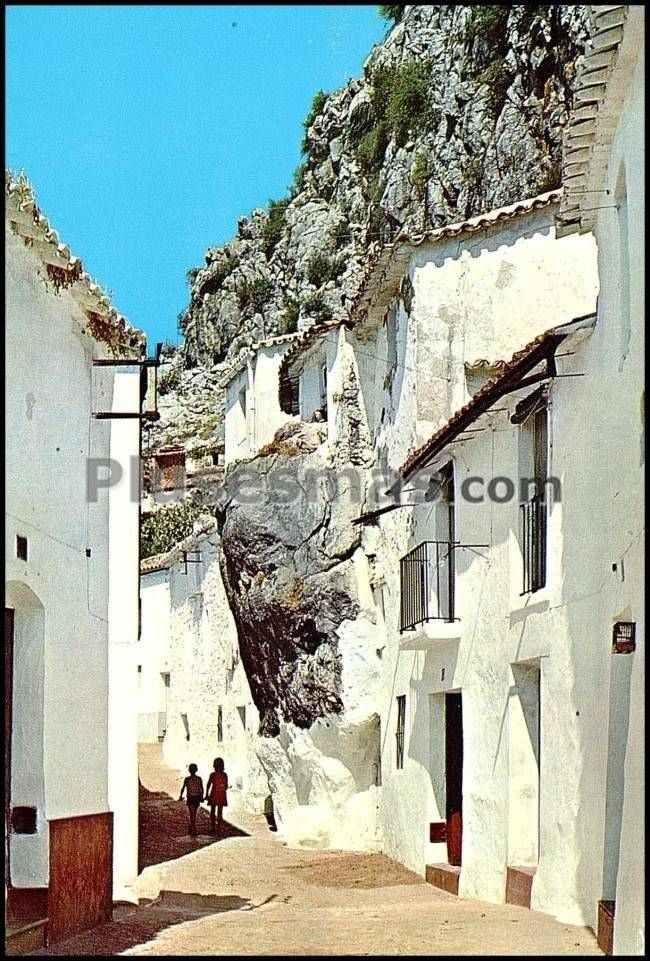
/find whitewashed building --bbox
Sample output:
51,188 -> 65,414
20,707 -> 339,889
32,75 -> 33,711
140,521 -> 269,815
222,332 -> 301,466
5,174 -> 149,945
278,190 -> 611,922
137,563 -> 172,743
555,6 -> 644,953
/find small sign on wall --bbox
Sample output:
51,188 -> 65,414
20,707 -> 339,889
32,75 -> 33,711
612,621 -> 636,654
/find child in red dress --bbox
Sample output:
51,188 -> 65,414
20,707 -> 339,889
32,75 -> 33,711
205,757 -> 228,834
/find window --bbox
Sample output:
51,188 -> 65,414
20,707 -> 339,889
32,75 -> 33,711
520,405 -> 548,594
217,705 -> 223,743
319,363 -> 328,411
288,379 -> 300,416
16,535 -> 28,561
137,664 -> 142,689
238,385 -> 247,416
435,463 -> 456,622
399,463 -> 457,631
396,695 -> 406,769
237,705 -> 247,730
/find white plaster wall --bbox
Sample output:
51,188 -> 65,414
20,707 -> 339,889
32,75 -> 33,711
160,529 -> 269,813
224,367 -> 251,466
137,569 -> 171,742
592,40 -> 645,956
108,369 -> 141,894
251,343 -> 295,452
298,333 -> 338,430
5,227 -> 113,887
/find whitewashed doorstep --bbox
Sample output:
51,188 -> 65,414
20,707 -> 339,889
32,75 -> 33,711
399,619 -> 462,650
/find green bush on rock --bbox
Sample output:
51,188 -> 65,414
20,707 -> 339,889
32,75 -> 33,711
141,499 -> 206,559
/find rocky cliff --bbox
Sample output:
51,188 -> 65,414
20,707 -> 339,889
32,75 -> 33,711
151,4 -> 588,454
179,5 -> 588,369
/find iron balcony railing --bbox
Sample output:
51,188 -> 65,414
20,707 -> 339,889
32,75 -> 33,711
520,495 -> 547,594
400,540 -> 457,632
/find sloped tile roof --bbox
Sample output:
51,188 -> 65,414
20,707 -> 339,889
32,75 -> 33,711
399,315 -> 596,479
218,330 -> 304,388
6,171 -> 145,355
350,190 -> 562,331
276,191 -> 562,407
556,5 -> 633,238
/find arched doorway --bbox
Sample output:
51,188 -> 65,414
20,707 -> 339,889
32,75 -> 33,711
5,581 -> 46,903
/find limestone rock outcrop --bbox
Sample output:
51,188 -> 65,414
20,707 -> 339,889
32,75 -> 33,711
176,5 -> 588,373
213,421 -> 383,847
215,422 -> 369,736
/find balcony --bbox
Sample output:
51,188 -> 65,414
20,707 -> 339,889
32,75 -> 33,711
520,496 -> 547,595
400,540 -> 457,634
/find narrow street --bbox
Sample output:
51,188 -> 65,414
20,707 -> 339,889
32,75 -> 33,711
37,746 -> 601,956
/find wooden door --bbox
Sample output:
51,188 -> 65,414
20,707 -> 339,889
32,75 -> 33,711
5,608 -> 14,890
445,691 -> 463,866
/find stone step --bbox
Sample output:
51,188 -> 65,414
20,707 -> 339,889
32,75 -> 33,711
505,865 -> 537,909
425,863 -> 460,895
5,918 -> 48,956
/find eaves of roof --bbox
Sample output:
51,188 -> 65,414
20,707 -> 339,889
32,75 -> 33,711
556,5 -> 635,238
399,314 -> 597,480
278,318 -> 351,413
6,171 -> 145,356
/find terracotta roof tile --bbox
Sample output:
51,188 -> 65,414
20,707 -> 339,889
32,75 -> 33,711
6,171 -> 145,355
399,315 -> 596,479
556,5 -> 632,238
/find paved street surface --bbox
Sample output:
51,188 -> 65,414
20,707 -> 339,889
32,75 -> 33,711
39,745 -> 601,956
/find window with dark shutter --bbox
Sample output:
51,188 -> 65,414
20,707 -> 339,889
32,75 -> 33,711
396,695 -> 406,769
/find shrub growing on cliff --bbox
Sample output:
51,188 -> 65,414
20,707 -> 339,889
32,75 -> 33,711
302,292 -> 333,324
301,89 -> 328,153
476,58 -> 515,112
306,251 -> 341,288
278,296 -> 300,334
193,257 -> 240,299
357,59 -> 433,173
356,121 -> 390,173
157,368 -> 181,396
384,61 -> 432,145
290,163 -> 308,198
410,149 -> 432,193
262,199 -> 290,258
141,499 -> 205,559
238,276 -> 274,313
466,5 -> 510,48
379,5 -> 404,25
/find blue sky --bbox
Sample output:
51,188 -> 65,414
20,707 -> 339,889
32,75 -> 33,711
6,4 -> 386,348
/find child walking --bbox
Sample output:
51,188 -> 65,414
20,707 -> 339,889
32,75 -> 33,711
205,757 -> 228,834
179,763 -> 204,837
